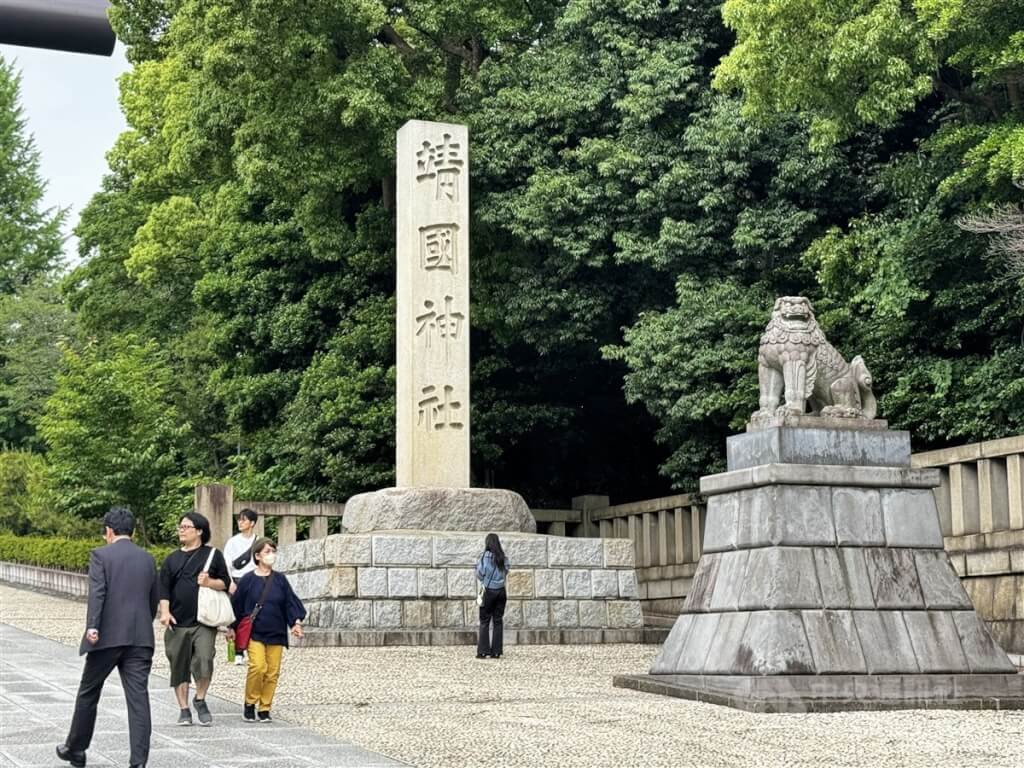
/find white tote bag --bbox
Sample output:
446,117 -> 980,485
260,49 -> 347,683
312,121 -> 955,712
196,548 -> 235,628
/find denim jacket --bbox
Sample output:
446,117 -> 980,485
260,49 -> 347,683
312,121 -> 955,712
476,551 -> 509,589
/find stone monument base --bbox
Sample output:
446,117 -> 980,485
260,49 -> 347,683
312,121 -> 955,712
613,672 -> 1024,713
342,487 -> 536,533
278,530 -> 645,646
627,423 -> 1024,711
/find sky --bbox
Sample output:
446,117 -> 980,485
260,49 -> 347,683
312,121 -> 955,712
1,41 -> 131,263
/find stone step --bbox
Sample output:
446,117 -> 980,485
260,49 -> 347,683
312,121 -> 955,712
641,612 -> 678,628
650,609 -> 1016,676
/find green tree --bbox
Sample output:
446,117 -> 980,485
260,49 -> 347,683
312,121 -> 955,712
38,336 -> 190,541
72,0 -> 567,504
0,280 -> 70,449
473,0 -> 867,490
0,55 -> 68,451
713,0 -> 1024,448
716,0 -> 1024,185
0,56 -> 65,295
0,450 -> 63,535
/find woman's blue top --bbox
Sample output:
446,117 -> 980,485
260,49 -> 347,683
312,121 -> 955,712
476,550 -> 509,589
230,570 -> 306,648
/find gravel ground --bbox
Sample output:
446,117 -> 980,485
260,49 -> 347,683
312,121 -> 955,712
3,583 -> 1023,768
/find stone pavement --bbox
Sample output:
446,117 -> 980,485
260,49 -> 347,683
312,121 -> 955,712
4,584 -> 1024,767
0,624 -> 403,768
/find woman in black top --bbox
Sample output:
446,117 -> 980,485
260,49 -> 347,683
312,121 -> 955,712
228,538 -> 305,722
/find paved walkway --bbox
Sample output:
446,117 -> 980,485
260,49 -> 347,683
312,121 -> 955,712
4,584 -> 1024,767
0,624 -> 403,768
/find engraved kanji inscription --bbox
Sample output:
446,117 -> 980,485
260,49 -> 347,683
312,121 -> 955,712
416,134 -> 464,201
417,384 -> 464,431
419,223 -> 458,274
416,295 -> 465,363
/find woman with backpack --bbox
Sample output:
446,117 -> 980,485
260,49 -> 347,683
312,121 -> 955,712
228,538 -> 305,723
475,533 -> 510,659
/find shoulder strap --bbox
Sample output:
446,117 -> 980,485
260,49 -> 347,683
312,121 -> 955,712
249,574 -> 276,621
481,553 -> 494,589
256,573 -> 274,607
173,548 -> 201,582
203,546 -> 216,572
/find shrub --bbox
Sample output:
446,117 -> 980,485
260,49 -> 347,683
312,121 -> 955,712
0,451 -> 65,536
0,533 -> 175,572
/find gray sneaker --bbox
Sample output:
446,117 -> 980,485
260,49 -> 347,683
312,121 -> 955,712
176,708 -> 192,726
193,698 -> 212,726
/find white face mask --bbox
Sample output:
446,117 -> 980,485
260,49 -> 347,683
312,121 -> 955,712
260,552 -> 277,567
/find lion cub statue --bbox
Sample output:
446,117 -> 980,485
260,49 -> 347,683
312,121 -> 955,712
753,296 -> 877,422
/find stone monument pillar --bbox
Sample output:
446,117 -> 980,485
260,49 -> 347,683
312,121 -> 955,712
396,120 -> 470,488
342,119 -> 535,535
615,296 -> 1024,711
276,120 -> 645,646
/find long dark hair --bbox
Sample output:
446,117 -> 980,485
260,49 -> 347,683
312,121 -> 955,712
484,533 -> 507,572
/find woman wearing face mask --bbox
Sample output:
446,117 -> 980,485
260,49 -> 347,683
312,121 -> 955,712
228,538 -> 305,723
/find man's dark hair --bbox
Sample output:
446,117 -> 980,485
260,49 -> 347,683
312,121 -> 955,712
238,507 -> 258,524
103,507 -> 135,536
182,511 -> 211,545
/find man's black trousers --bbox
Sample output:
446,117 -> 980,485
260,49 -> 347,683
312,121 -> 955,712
67,645 -> 153,765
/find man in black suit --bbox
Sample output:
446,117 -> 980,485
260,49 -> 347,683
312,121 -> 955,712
57,507 -> 159,768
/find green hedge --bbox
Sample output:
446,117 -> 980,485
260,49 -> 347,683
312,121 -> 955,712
0,533 -> 175,572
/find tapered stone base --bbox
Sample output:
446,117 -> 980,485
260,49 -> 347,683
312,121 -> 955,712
634,424 -> 1023,711
613,673 -> 1024,713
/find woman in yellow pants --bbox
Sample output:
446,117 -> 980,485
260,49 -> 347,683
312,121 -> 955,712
228,538 -> 305,722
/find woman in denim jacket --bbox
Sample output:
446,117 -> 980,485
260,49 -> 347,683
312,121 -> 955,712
475,533 -> 510,658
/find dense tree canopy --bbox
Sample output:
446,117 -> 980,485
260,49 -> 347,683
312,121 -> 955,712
2,0 -> 1022,534
709,0 -> 1024,453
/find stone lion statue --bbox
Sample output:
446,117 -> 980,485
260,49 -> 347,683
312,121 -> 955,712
752,296 -> 877,421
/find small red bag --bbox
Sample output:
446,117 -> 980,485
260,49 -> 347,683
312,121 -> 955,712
235,615 -> 254,651
234,575 -> 273,651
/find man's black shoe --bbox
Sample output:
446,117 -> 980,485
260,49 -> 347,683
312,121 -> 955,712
56,744 -> 86,768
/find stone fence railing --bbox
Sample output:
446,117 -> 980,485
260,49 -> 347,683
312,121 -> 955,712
0,561 -> 89,599
910,435 -> 1024,652
195,484 -> 345,549
911,435 -> 1024,538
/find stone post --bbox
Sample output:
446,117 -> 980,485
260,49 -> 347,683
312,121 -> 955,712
277,516 -> 297,546
309,516 -> 329,540
195,483 -> 233,549
572,495 -> 609,538
396,120 -> 470,487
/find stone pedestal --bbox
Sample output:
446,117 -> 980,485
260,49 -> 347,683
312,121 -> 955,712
279,530 -> 647,646
614,423 -> 1024,711
342,487 -> 536,534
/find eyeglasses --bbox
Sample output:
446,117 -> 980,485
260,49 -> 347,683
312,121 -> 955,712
177,524 -> 195,531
